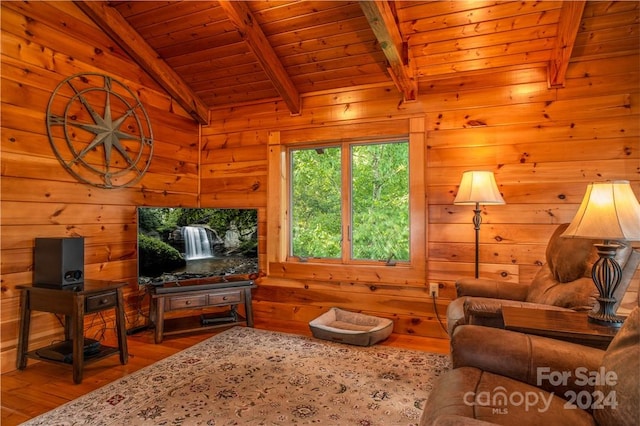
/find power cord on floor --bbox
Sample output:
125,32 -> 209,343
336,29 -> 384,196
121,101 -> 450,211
126,285 -> 151,335
431,293 -> 449,336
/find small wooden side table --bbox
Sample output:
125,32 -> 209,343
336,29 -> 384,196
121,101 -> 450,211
502,306 -> 619,349
16,280 -> 129,384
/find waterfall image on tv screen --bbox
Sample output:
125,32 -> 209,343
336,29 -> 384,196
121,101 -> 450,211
137,207 -> 258,284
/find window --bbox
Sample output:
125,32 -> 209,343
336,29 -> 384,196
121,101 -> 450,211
289,140 -> 409,263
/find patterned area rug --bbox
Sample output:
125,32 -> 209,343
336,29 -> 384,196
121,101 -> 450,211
22,327 -> 450,425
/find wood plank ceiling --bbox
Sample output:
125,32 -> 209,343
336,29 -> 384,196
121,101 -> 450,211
77,1 -> 589,124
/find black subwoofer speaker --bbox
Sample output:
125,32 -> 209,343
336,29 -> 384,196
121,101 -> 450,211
34,237 -> 84,286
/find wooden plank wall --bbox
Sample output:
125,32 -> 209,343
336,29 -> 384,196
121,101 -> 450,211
202,1 -> 639,338
1,1 -> 638,375
0,2 -> 199,373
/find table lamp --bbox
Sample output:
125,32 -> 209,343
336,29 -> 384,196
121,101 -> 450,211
562,180 -> 640,327
454,170 -> 506,278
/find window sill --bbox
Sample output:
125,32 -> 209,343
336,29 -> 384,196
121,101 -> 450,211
267,260 -> 426,285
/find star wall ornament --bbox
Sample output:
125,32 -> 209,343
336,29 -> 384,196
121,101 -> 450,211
46,73 -> 153,189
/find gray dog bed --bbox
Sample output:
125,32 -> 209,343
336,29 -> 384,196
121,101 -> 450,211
309,307 -> 393,346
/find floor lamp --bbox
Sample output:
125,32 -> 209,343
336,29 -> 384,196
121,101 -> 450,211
454,171 -> 506,278
561,180 -> 640,327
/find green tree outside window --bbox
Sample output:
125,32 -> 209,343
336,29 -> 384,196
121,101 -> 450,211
290,140 -> 409,262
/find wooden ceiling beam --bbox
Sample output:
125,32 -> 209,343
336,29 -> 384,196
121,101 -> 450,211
74,1 -> 209,124
548,0 -> 586,88
359,1 -> 417,101
218,0 -> 301,115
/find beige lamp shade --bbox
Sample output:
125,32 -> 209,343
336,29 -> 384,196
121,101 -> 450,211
454,171 -> 506,205
562,180 -> 640,241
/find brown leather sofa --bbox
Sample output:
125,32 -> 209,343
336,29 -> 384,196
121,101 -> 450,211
420,307 -> 639,426
446,223 -> 640,336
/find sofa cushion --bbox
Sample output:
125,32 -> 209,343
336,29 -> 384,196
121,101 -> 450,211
594,307 -> 640,426
545,223 -> 598,283
525,224 -> 599,309
525,269 -> 596,310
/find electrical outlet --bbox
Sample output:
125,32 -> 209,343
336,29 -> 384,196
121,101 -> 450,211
429,282 -> 439,298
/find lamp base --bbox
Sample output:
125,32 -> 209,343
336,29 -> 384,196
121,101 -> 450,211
587,244 -> 625,328
588,297 -> 625,328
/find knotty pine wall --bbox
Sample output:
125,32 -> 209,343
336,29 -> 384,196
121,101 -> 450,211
202,1 -> 639,338
1,2 -> 200,373
1,1 -> 639,376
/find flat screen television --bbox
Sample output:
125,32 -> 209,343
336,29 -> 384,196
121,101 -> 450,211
137,207 -> 258,285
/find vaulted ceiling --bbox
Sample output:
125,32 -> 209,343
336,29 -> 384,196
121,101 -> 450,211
77,1 -> 587,124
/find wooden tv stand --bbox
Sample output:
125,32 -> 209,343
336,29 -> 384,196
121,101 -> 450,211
148,279 -> 256,343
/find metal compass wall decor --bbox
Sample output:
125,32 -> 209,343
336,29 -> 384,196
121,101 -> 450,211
46,72 -> 153,189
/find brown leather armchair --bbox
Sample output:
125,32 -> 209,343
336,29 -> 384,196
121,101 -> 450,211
446,223 -> 640,336
421,307 -> 640,426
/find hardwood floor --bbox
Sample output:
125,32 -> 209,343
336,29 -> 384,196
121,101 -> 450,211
1,321 -> 450,425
